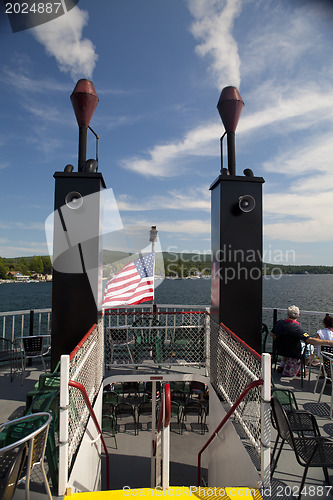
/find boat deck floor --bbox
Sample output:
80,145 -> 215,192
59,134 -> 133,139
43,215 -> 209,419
1,362 -> 333,499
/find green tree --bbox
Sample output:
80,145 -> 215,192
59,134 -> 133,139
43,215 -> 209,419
30,255 -> 44,274
0,257 -> 7,279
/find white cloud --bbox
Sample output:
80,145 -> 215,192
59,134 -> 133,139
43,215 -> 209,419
117,186 -> 210,212
262,133 -> 333,179
31,7 -> 98,80
264,190 -> 333,243
121,85 -> 333,178
187,0 -> 242,88
120,122 -> 220,177
120,216 -> 210,237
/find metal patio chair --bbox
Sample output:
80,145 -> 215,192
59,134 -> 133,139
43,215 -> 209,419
137,401 -> 153,432
0,412 -> 53,500
171,389 -> 187,408
20,336 -> 49,384
106,328 -> 134,364
270,389 -> 320,465
180,401 -> 205,434
314,350 -> 333,418
114,402 -> 137,435
271,397 -> 333,499
0,338 -> 13,382
0,441 -> 27,500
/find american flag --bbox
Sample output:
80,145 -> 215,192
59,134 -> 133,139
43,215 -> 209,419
103,252 -> 155,308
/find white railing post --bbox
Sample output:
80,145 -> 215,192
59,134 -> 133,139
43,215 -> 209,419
59,354 -> 70,496
151,381 -> 156,488
162,387 -> 169,490
261,352 -> 271,489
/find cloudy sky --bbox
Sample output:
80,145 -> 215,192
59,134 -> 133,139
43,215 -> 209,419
0,0 -> 332,265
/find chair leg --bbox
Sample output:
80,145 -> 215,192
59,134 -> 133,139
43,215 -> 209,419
271,438 -> 285,477
323,467 -> 329,484
318,376 -> 327,403
298,464 -> 310,500
40,459 -> 53,500
41,355 -> 46,372
21,357 -> 26,385
313,364 -> 321,394
271,434 -> 280,466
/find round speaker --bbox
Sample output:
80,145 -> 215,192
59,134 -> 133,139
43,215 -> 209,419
239,194 -> 255,213
65,191 -> 83,210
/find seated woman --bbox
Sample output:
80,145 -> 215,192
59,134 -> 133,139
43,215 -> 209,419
271,305 -> 333,377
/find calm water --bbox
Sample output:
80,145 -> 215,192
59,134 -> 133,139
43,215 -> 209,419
0,274 -> 332,314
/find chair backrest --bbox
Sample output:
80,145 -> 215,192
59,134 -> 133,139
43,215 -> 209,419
271,396 -> 294,447
0,442 -> 27,500
137,401 -> 152,416
22,336 -> 43,356
274,334 -> 302,359
171,390 -> 186,405
170,401 -> 180,418
271,388 -> 298,412
115,402 -> 134,416
103,390 -> 118,405
183,401 -> 203,416
321,352 -> 333,380
108,329 -> 130,344
0,413 -> 52,470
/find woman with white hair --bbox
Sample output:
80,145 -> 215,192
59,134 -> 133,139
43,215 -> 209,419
271,305 -> 333,377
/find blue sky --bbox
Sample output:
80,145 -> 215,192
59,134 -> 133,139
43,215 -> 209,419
0,0 -> 333,265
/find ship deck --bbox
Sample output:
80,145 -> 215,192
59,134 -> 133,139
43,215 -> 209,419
1,361 -> 333,499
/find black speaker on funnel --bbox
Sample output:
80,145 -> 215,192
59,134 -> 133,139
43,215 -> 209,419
51,171 -> 106,370
210,173 -> 264,354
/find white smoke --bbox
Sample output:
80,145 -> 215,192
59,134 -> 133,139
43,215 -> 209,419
31,7 -> 98,80
186,0 -> 242,89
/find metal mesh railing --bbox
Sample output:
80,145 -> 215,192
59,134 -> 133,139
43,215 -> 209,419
209,319 -> 263,453
66,319 -> 104,474
104,310 -> 206,368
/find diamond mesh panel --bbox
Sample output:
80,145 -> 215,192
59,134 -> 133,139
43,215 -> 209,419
104,310 -> 206,368
67,318 -> 104,473
209,319 -> 262,453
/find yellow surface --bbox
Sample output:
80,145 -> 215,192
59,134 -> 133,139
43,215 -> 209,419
65,486 -> 262,499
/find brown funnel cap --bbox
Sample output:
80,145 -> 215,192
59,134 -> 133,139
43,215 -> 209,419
217,86 -> 244,133
70,79 -> 99,128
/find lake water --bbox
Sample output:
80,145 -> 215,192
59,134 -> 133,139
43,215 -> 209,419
0,274 -> 332,314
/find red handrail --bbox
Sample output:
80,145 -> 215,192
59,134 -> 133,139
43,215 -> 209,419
197,379 -> 263,487
69,324 -> 97,361
68,380 -> 110,490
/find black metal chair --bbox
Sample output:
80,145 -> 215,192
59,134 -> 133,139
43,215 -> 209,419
314,348 -> 333,418
272,334 -> 306,387
271,389 -> 318,465
20,336 -> 49,384
180,401 -> 205,434
271,396 -> 333,499
102,395 -> 117,448
106,328 -> 134,364
137,401 -> 153,432
171,389 -> 186,408
114,402 -> 137,435
0,412 -> 53,500
170,401 -> 181,434
0,338 -> 13,381
0,441 -> 27,500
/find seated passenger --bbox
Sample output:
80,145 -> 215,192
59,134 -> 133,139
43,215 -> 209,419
271,305 -> 333,377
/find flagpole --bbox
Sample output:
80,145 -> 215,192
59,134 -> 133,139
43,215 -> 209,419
149,226 -> 158,313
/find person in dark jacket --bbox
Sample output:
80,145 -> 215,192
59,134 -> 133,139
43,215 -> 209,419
271,305 -> 333,377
